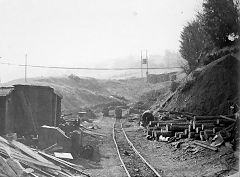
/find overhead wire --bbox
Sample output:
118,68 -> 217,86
0,61 -> 181,70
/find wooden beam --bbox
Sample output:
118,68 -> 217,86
219,115 -> 236,122
20,161 -> 56,177
194,115 -> 236,122
38,151 -> 88,176
194,116 -> 219,120
0,156 -> 17,177
194,141 -> 218,151
169,125 -> 189,132
6,158 -> 25,176
11,140 -> 53,165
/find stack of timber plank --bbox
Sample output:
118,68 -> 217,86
191,115 -> 235,141
0,136 -> 89,177
148,111 -> 236,143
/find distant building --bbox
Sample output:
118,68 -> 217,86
147,72 -> 177,84
0,84 -> 62,136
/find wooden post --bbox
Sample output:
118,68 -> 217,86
193,120 -> 196,129
188,132 -> 195,138
196,127 -> 202,133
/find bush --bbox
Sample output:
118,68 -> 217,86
202,0 -> 239,48
192,70 -> 201,79
170,81 -> 180,92
181,79 -> 195,92
179,0 -> 239,71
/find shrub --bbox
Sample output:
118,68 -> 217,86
170,81 -> 180,92
181,79 -> 195,92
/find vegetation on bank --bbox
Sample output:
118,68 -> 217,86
179,0 -> 240,74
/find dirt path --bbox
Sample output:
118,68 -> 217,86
83,116 -> 127,177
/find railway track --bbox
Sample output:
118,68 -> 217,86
113,118 -> 161,177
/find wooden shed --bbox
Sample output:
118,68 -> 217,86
0,84 -> 62,136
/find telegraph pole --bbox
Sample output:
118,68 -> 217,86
146,50 -> 149,82
141,50 -> 143,78
140,50 -> 149,81
0,57 -> 1,84
25,54 -> 27,82
146,50 -> 148,77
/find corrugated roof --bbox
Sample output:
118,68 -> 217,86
0,87 -> 14,96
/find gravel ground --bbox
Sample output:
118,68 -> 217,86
75,115 -> 238,177
83,116 -> 127,177
114,119 -> 158,177
122,119 -> 239,177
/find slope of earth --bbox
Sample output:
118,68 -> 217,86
4,75 -> 171,113
158,54 -> 240,115
4,75 -> 116,113
99,77 -> 171,101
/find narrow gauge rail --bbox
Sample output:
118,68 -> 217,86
113,119 -> 161,177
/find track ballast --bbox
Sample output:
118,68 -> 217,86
113,118 -> 161,177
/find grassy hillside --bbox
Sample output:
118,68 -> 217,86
99,78 -> 171,101
5,75 -> 114,113
4,75 -> 171,113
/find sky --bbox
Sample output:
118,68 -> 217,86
0,0 -> 203,82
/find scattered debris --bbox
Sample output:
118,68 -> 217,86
134,168 -> 139,172
124,150 -> 130,156
38,125 -> 71,152
42,143 -> 63,153
54,152 -> 73,159
0,135 -> 89,177
158,135 -> 169,142
211,133 -> 224,147
193,141 -> 218,151
175,141 -> 184,148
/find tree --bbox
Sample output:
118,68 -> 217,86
179,0 -> 239,73
179,19 -> 213,73
202,0 -> 239,48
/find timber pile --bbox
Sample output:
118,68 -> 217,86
0,136 -> 89,177
146,110 -> 237,149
